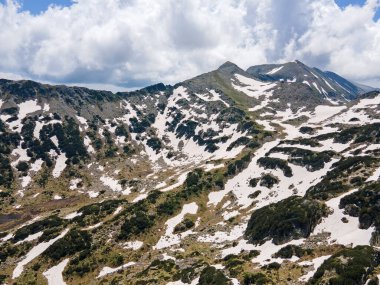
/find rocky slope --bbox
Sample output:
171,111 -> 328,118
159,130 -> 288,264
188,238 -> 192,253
0,61 -> 380,285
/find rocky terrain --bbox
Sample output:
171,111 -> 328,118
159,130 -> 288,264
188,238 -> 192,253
0,60 -> 380,285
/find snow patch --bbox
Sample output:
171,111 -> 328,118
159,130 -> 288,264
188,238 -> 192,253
266,66 -> 284,75
124,241 -> 143,250
12,229 -> 69,279
100,175 -> 122,192
97,262 -> 135,278
88,191 -> 100,198
8,100 -> 42,132
43,258 -> 69,285
308,105 -> 346,124
15,231 -> 43,245
64,212 -> 82,220
312,189 -> 374,246
232,74 -> 276,107
166,277 -> 200,285
298,255 -> 331,282
52,152 -> 67,178
154,202 -> 198,249
69,178 -> 82,190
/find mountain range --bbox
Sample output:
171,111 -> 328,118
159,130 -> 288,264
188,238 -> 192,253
0,60 -> 380,285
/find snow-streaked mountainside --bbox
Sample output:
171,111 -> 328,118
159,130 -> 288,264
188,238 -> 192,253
0,61 -> 380,285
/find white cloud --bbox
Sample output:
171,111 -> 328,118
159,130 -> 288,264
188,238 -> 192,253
0,0 -> 379,88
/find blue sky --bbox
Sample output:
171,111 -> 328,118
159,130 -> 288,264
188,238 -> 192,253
1,0 -> 378,19
1,0 -> 364,12
336,0 -> 380,19
0,0 -> 379,89
0,0 -> 73,14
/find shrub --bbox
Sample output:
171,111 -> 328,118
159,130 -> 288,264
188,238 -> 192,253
273,245 -> 312,259
339,183 -> 380,230
16,161 -> 29,172
119,211 -> 155,240
13,215 -> 63,242
310,246 -> 380,285
147,137 -> 162,153
198,266 -> 231,285
174,218 -> 195,234
259,174 -> 279,189
249,178 -> 259,187
243,272 -> 272,285
306,156 -> 377,200
245,197 -> 328,245
43,229 -> 92,260
257,157 -> 293,177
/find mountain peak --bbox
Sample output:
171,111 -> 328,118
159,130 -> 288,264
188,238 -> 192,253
217,61 -> 240,70
245,60 -> 366,100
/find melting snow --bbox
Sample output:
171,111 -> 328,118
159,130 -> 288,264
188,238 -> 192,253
298,255 -> 331,282
124,241 -> 143,250
367,166 -> 380,182
195,89 -> 230,107
256,119 -> 276,131
308,105 -> 346,124
97,262 -> 135,278
162,253 -> 176,260
11,145 -> 30,166
160,171 -> 190,192
30,159 -> 43,172
354,94 -> 380,109
113,206 -> 123,216
12,229 -> 69,279
43,103 -> 50,112
266,66 -> 284,75
132,193 -> 147,202
221,236 -> 304,266
303,81 -> 311,88
43,258 -> 69,285
100,175 -> 122,192
223,210 -> 240,221
20,176 -> 32,188
198,223 -> 246,244
87,191 -> 100,198
154,202 -> 198,249
69,178 -> 82,190
7,100 -> 42,132
33,119 -> 61,139
52,153 -> 67,178
312,189 -> 374,246
166,277 -> 200,285
232,74 -> 276,110
85,222 -> 103,230
1,232 -> 14,242
76,116 -> 88,129
84,136 -> 95,153
208,139 -> 332,210
64,212 -> 82,220
15,231 -> 43,245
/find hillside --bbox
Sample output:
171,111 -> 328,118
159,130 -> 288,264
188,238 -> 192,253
0,61 -> 380,285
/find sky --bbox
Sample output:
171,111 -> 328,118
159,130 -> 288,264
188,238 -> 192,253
0,0 -> 379,91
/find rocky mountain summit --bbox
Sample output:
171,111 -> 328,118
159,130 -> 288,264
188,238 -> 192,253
0,61 -> 380,285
